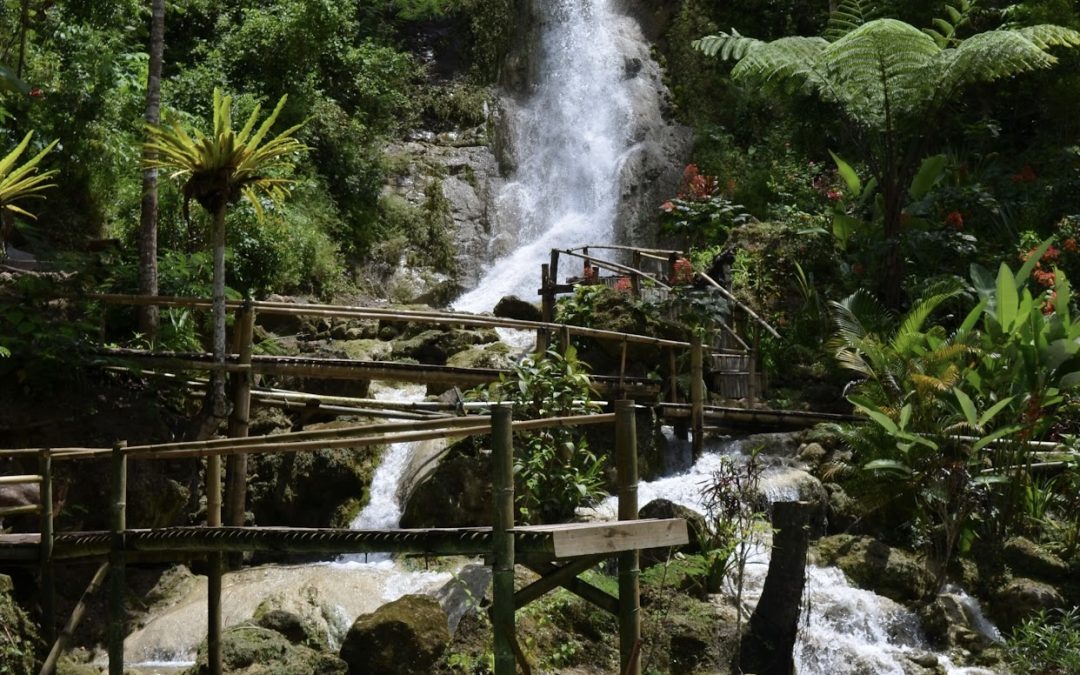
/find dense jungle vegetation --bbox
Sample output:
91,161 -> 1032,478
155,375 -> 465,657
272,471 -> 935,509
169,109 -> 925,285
2,0 -> 1080,672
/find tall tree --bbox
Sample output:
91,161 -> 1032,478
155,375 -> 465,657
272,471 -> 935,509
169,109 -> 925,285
695,1 -> 1080,308
138,0 -> 165,337
145,89 -> 306,430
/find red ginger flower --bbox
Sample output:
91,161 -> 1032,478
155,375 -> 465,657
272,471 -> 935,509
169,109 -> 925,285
946,211 -> 964,229
613,276 -> 632,293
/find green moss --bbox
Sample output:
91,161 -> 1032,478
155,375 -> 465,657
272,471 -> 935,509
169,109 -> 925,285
0,580 -> 40,675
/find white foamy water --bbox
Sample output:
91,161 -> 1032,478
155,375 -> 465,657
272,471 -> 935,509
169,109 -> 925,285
454,0 -> 634,312
599,436 -> 1002,675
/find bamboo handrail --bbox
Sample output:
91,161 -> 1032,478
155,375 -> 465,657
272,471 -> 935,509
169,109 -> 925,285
696,271 -> 781,339
0,474 -> 43,485
565,244 -> 683,257
91,294 -> 708,351
553,250 -> 673,290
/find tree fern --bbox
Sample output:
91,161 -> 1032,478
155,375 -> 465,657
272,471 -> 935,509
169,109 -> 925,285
923,0 -> 975,47
692,29 -> 763,61
824,0 -> 883,41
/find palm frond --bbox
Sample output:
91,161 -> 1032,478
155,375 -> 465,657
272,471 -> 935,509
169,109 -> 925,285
0,132 -> 58,218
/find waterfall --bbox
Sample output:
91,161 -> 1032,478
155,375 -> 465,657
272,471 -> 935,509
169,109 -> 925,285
454,0 -> 633,312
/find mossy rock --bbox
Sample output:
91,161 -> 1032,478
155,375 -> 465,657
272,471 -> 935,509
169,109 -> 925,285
184,624 -> 347,675
1003,536 -> 1069,582
339,339 -> 393,362
813,535 -> 934,604
445,342 -> 513,370
339,595 -> 450,675
990,577 -> 1066,633
391,328 -> 498,365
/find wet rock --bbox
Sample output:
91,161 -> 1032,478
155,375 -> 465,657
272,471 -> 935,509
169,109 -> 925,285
434,563 -> 492,636
400,442 -> 490,529
638,498 -> 707,567
1004,536 -> 1069,581
798,441 -> 827,465
391,328 -> 498,365
254,608 -> 327,651
446,342 -> 514,370
813,535 -> 934,604
920,592 -> 998,652
991,577 -> 1066,632
823,482 -> 858,534
493,294 -> 543,322
185,623 -> 347,675
339,595 -> 450,675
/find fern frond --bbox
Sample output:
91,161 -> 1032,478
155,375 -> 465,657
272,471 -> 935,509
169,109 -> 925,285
1017,24 -> 1080,50
923,0 -> 974,47
824,19 -> 938,125
692,29 -> 763,60
729,36 -> 829,93
824,0 -> 882,41
932,29 -> 1068,96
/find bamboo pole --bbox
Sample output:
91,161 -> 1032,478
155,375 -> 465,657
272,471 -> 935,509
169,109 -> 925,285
39,449 -> 55,648
207,426 -> 223,675
491,405 -> 516,675
225,303 -> 255,532
553,249 -> 673,291
40,561 -> 111,675
615,401 -> 641,675
690,335 -> 705,457
697,271 -> 781,339
108,442 -> 127,675
39,561 -> 111,675
0,474 -> 42,485
538,264 -> 552,353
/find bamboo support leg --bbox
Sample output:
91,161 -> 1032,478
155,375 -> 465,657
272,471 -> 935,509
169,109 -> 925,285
615,401 -> 641,675
39,449 -> 55,648
108,443 -> 127,675
491,405 -> 516,675
40,562 -> 110,675
690,335 -> 705,457
207,428 -> 224,675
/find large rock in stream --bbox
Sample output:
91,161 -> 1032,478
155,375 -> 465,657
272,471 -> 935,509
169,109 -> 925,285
813,535 -> 935,604
339,594 -> 451,675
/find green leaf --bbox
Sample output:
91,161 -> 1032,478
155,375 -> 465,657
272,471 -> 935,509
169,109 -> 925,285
954,388 -> 977,428
830,150 -> 861,194
832,212 -> 861,250
849,397 -> 898,433
996,263 -> 1018,331
978,396 -> 1015,427
972,425 -> 1024,451
909,154 -> 947,200
863,459 -> 912,475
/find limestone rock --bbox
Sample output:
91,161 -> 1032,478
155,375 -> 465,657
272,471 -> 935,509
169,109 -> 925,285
1004,536 -> 1069,581
493,295 -> 543,322
254,608 -> 327,651
185,624 -> 347,675
339,595 -> 450,675
446,342 -> 514,370
638,498 -> 707,567
400,444 -> 491,529
391,328 -> 498,365
991,577 -> 1066,632
813,535 -> 934,604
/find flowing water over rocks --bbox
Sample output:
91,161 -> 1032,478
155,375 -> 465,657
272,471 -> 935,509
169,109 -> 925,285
598,434 -> 1002,675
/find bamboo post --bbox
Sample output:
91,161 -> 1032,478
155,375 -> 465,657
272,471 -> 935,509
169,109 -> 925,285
690,334 -> 704,457
491,405 -> 516,675
538,264 -> 552,353
558,325 -> 571,355
207,411 -> 224,675
40,562 -> 110,675
226,302 -> 255,532
748,324 -> 760,405
668,348 -> 679,405
38,448 -> 55,648
108,442 -> 127,675
615,400 -> 641,675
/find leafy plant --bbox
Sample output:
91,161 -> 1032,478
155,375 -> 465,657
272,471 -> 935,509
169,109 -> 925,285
0,131 -> 58,256
482,347 -> 606,524
1007,607 -> 1080,674
694,7 -> 1080,306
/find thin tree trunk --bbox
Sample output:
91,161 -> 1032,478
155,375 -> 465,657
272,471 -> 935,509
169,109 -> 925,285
211,203 -> 228,423
881,180 -> 907,311
138,0 -> 165,338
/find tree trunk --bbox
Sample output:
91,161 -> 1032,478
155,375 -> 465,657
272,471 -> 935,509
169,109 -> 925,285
138,0 -> 165,338
211,203 -> 228,422
737,501 -> 817,675
881,181 -> 907,311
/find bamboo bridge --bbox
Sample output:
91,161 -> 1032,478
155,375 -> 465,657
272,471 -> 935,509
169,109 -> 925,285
0,247 -> 847,674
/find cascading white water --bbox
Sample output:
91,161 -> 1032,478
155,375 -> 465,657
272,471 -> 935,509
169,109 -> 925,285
598,434 -> 1002,675
454,0 -> 633,312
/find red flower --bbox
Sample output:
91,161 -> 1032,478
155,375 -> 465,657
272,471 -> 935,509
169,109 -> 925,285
1043,291 -> 1058,315
826,190 -> 843,202
1064,238 -> 1078,253
945,211 -> 964,230
28,87 -> 43,99
613,276 -> 632,293
660,201 -> 674,213
670,257 -> 694,285
1033,269 -> 1056,288
676,164 -> 717,201
1042,245 -> 1061,263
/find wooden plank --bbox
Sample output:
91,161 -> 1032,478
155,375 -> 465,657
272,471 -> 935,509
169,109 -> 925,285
513,519 -> 688,558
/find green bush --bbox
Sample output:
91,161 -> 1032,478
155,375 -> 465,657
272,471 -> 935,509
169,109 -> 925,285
1007,607 -> 1080,675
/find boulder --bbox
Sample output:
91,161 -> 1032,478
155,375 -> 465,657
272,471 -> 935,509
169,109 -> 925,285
1004,536 -> 1069,581
339,595 -> 450,675
446,342 -> 515,370
254,608 -> 327,651
400,445 -> 491,529
493,295 -> 543,322
185,624 -> 347,675
638,499 -> 707,567
813,535 -> 934,604
391,328 -> 498,365
991,577 -> 1066,632
919,591 -> 999,652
